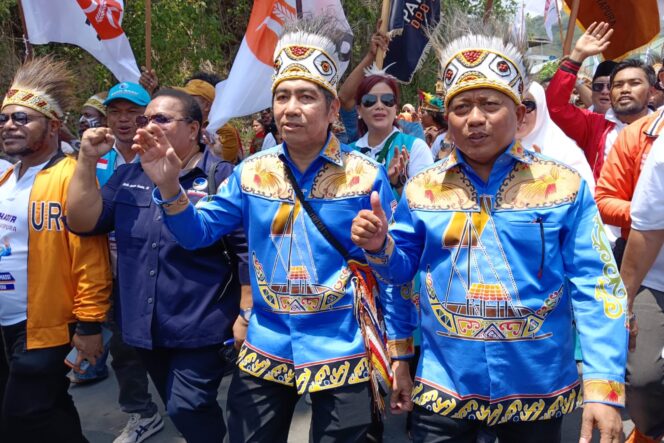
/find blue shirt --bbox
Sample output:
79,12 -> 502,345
366,142 -> 628,425
79,154 -> 244,349
157,135 -> 408,394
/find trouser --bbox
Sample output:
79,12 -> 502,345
0,321 -> 87,443
227,368 -> 373,443
411,405 -> 563,443
626,286 -> 664,439
136,344 -> 228,443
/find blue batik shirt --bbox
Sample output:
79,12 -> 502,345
366,142 -> 628,425
157,134 -> 414,393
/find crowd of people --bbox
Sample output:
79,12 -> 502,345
0,11 -> 663,443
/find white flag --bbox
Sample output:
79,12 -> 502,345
207,0 -> 352,134
543,0 -> 558,41
511,1 -> 526,43
22,0 -> 140,83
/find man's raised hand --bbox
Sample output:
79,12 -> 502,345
79,127 -> 115,161
351,191 -> 388,253
571,22 -> 613,63
133,124 -> 182,192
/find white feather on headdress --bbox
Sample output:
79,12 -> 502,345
363,62 -> 397,79
272,15 -> 347,95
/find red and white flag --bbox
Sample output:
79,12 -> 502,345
543,0 -> 557,41
207,0 -> 352,133
22,0 -> 140,83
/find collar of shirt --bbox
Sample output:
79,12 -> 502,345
604,107 -> 653,129
278,132 -> 344,171
111,142 -> 140,168
353,128 -> 400,157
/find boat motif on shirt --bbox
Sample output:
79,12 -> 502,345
495,157 -> 580,210
252,195 -> 351,313
426,196 -> 564,341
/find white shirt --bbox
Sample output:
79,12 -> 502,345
0,161 -> 48,325
0,159 -> 12,175
354,128 -> 433,178
631,135 -> 664,292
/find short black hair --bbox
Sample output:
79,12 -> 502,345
152,88 -> 203,147
610,59 -> 656,87
186,72 -> 222,86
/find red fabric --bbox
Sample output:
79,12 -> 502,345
545,60 -> 616,181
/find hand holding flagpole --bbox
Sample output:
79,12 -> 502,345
375,0 -> 391,69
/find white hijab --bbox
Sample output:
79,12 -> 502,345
520,82 -> 596,194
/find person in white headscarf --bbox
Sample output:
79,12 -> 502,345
518,81 -> 596,193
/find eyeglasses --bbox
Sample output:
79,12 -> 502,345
591,82 -> 610,92
135,114 -> 191,128
522,100 -> 537,114
0,111 -> 44,126
360,93 -> 396,108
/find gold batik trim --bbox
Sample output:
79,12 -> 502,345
365,235 -> 395,266
583,379 -> 625,406
412,379 -> 581,426
237,343 -> 369,394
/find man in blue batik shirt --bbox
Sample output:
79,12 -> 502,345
351,28 -> 628,443
130,16 -> 415,443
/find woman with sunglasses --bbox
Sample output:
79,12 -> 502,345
350,71 -> 433,196
517,81 -> 595,192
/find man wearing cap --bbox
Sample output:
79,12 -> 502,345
78,93 -> 108,138
72,81 -> 165,443
134,16 -> 411,443
0,56 -> 112,442
176,73 -> 244,163
546,23 -> 655,183
351,24 -> 628,443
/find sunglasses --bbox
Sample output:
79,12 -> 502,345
591,82 -> 610,92
135,114 -> 191,128
360,93 -> 396,108
522,100 -> 537,114
0,111 -> 45,126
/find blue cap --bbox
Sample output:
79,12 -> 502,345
104,82 -> 151,106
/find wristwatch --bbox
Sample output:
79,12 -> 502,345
240,308 -> 252,322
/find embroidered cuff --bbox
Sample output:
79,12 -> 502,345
560,59 -> 581,75
388,337 -> 415,359
364,235 -> 395,266
583,379 -> 625,407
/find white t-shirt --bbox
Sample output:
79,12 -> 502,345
0,159 -> 12,175
631,135 -> 664,292
0,161 -> 48,325
354,128 -> 433,178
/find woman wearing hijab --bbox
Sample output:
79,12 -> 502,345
517,81 -> 596,193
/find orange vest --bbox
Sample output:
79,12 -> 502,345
0,154 -> 111,349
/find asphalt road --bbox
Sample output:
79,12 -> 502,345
72,364 -> 638,443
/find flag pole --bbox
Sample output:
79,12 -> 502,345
563,0 -> 580,56
554,0 -> 564,46
145,0 -> 152,71
483,0 -> 495,23
375,0 -> 391,69
296,0 -> 303,18
17,0 -> 33,61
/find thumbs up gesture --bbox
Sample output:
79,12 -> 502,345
351,191 -> 389,253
